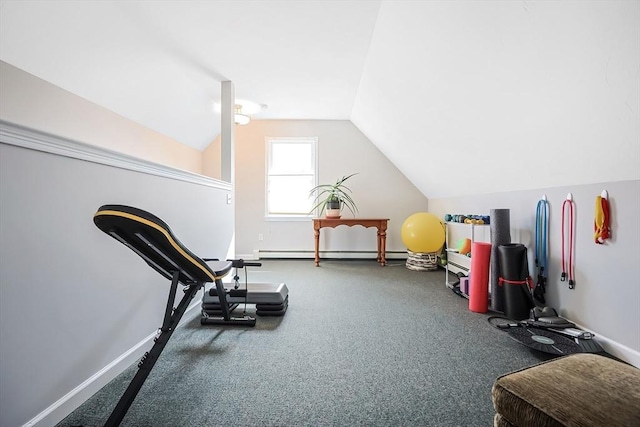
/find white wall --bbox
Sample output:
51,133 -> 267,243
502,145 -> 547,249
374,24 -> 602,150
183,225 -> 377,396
0,61 -> 204,174
203,120 -> 430,259
0,138 -> 234,427
0,63 -> 235,426
352,0 -> 639,198
349,0 -> 640,366
430,179 -> 640,366
202,134 -> 222,179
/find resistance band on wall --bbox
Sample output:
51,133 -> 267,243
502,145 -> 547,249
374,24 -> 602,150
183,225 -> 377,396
534,195 -> 549,304
594,190 -> 611,244
561,193 -> 576,289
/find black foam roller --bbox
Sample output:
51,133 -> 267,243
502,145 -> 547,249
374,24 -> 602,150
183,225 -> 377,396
490,209 -> 511,312
498,243 -> 534,320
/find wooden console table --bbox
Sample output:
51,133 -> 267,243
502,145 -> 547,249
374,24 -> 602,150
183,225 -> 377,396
313,218 -> 389,266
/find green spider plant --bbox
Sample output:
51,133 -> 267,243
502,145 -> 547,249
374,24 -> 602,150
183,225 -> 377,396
309,173 -> 359,217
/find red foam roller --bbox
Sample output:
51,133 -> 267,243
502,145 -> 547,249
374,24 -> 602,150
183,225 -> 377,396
469,242 -> 492,313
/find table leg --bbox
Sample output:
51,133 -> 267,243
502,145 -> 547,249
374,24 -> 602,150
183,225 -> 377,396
380,229 -> 387,266
314,228 -> 320,266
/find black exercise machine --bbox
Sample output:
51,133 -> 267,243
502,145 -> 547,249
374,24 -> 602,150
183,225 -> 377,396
93,204 -> 284,426
201,258 -> 289,324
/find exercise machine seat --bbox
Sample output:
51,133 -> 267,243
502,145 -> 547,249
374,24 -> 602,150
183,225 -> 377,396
94,204 -> 231,283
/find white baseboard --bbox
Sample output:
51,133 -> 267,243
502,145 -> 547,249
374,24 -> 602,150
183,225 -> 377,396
240,249 -> 409,260
573,321 -> 640,368
23,300 -> 203,427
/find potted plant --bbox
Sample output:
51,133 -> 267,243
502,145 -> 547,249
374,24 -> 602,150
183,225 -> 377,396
309,173 -> 359,218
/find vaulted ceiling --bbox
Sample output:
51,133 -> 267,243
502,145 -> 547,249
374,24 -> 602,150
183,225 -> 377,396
1,1 -> 638,198
0,1 -> 380,149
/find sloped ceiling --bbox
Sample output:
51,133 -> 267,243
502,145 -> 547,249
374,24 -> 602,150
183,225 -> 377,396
1,1 -> 638,198
0,1 -> 380,148
352,1 -> 639,198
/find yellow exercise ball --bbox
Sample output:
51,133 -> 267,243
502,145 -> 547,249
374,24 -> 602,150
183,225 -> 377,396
401,212 -> 445,253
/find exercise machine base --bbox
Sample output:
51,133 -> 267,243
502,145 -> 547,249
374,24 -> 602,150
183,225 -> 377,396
202,282 -> 289,323
200,313 -> 257,326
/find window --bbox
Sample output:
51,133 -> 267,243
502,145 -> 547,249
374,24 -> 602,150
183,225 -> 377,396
266,137 -> 317,218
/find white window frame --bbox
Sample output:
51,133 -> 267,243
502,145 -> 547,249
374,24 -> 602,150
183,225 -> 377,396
265,136 -> 318,221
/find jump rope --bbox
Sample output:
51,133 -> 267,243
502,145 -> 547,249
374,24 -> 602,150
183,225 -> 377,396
561,193 -> 576,289
534,196 -> 549,303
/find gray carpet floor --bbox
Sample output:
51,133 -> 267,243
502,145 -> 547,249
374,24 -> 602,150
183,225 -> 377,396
57,259 -> 548,427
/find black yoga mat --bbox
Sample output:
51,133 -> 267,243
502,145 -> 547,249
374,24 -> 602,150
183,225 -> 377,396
490,209 -> 511,313
498,243 -> 534,320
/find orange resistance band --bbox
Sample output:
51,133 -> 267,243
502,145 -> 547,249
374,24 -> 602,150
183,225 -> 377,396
594,196 -> 611,244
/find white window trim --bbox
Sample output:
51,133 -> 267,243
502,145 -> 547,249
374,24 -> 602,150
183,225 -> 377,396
264,136 -> 318,221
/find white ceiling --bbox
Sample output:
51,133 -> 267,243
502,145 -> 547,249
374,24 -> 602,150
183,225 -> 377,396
0,0 -> 381,150
1,1 -> 638,198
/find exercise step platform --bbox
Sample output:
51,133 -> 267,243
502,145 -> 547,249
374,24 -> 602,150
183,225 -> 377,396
202,282 -> 289,317
203,296 -> 289,317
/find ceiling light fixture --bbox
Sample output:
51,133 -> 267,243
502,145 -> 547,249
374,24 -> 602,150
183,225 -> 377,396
234,104 -> 251,125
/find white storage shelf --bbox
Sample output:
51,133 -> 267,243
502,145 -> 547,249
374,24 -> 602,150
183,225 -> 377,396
444,222 -> 491,294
